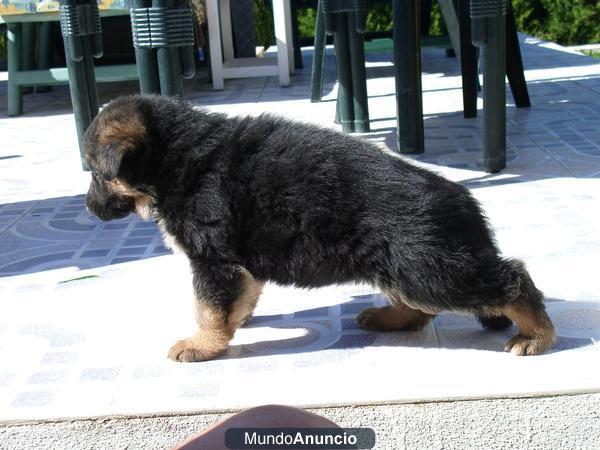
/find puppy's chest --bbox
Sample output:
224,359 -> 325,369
156,218 -> 186,254
156,215 -> 224,256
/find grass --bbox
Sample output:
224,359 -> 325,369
581,49 -> 600,59
58,275 -> 100,284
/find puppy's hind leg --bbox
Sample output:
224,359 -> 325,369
494,260 -> 555,356
357,289 -> 435,332
476,314 -> 513,331
168,266 -> 264,362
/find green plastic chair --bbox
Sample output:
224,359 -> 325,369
311,0 -> 425,151
130,0 -> 196,96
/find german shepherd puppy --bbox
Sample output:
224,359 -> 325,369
84,95 -> 555,362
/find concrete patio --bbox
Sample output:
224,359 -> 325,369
1,35 -> 599,448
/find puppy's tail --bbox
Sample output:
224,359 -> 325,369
506,258 -> 545,305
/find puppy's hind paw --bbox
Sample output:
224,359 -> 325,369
504,332 -> 555,356
357,307 -> 387,331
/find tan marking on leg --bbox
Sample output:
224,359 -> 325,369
356,287 -> 437,331
357,303 -> 434,332
499,295 -> 556,356
168,304 -> 232,362
356,288 -> 435,331
227,269 -> 264,330
168,270 -> 264,362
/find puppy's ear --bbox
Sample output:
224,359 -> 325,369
96,112 -> 147,181
98,143 -> 125,181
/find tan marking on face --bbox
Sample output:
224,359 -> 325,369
97,111 -> 146,150
105,178 -> 154,221
89,104 -> 147,179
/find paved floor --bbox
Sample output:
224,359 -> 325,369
0,36 -> 599,424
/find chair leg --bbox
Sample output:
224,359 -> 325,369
62,34 -> 95,169
7,23 -> 24,116
21,22 -> 35,95
291,0 -> 303,70
393,0 -> 424,154
438,0 -> 461,58
506,1 -> 530,108
82,38 -> 99,119
481,14 -> 506,173
273,0 -> 291,86
154,0 -> 184,96
421,0 -> 433,36
36,22 -> 53,93
458,0 -> 478,118
347,12 -> 369,133
310,0 -> 326,102
206,0 -> 225,89
133,0 -> 161,94
333,13 -> 354,132
157,45 -> 184,96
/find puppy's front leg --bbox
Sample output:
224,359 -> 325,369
168,265 -> 264,362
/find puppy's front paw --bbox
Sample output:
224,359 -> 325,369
168,338 -> 220,362
504,332 -> 555,356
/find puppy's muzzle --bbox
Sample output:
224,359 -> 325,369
86,193 -> 135,221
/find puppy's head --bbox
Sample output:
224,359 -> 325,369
84,96 -> 153,221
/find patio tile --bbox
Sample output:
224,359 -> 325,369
40,352 -> 79,365
11,391 -> 56,408
27,370 -> 67,385
79,368 -> 120,382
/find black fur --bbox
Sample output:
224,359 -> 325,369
85,95 -> 550,350
477,315 -> 513,331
